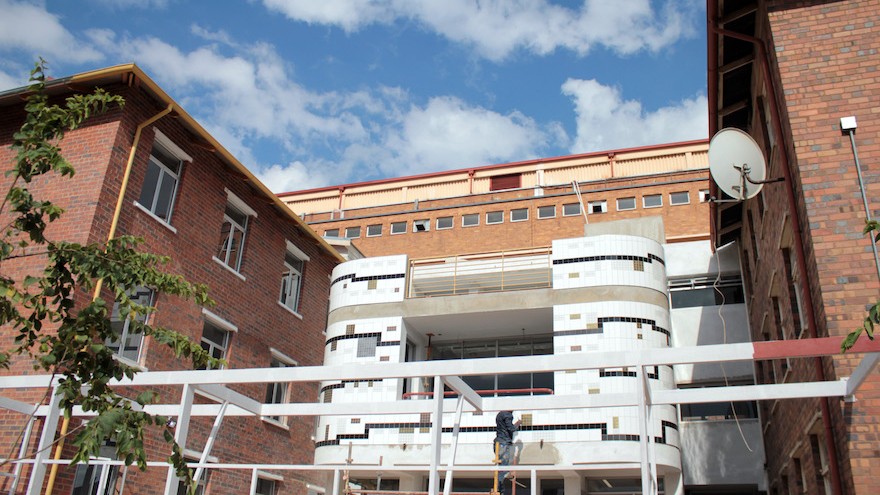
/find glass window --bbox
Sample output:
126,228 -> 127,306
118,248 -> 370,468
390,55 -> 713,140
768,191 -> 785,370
643,194 -> 662,208
344,226 -> 361,238
562,203 -> 581,216
366,224 -> 382,237
107,287 -> 154,363
510,208 -> 528,222
537,205 -> 556,219
668,276 -> 745,308
255,478 -> 277,495
462,213 -> 479,227
323,229 -> 339,238
279,252 -> 304,313
71,442 -> 120,495
617,197 -> 636,211
265,356 -> 294,423
680,401 -> 758,421
216,203 -> 249,271
436,216 -> 453,230
670,191 -> 690,205
486,211 -> 503,224
413,219 -> 430,232
199,322 -> 230,370
391,221 -> 407,234
138,142 -> 182,223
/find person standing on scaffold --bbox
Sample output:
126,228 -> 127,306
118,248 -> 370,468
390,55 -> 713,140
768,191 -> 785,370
494,410 -> 521,495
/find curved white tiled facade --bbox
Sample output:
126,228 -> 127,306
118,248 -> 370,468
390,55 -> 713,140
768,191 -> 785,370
317,234 -> 679,483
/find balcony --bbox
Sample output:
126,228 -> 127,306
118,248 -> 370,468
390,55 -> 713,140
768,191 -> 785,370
406,247 -> 552,298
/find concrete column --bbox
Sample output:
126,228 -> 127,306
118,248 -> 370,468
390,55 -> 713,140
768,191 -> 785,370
563,474 -> 580,495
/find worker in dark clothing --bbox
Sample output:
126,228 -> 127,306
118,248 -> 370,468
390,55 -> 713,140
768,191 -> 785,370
494,410 -> 521,495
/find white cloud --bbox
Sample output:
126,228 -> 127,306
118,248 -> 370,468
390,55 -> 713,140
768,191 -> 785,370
258,161 -> 337,194
561,78 -> 707,153
261,0 -> 700,61
0,0 -> 103,63
0,65 -> 27,92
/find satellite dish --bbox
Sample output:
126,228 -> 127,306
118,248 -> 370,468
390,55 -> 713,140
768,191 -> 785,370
708,128 -> 767,200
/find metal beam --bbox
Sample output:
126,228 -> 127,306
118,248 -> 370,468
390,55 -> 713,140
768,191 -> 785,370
441,375 -> 482,411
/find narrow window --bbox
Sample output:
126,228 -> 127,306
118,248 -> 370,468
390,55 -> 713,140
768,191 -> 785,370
216,191 -> 256,273
562,203 -> 581,216
510,208 -> 528,222
670,191 -> 690,205
107,287 -> 154,364
280,242 -> 308,314
413,219 -> 430,232
137,130 -> 189,224
199,320 -> 231,370
462,213 -> 479,227
486,211 -> 503,224
588,200 -> 607,214
366,224 -> 382,237
264,351 -> 296,424
436,216 -> 453,230
617,197 -> 636,211
344,226 -> 361,239
643,194 -> 662,208
391,221 -> 407,234
323,229 -> 339,238
255,477 -> 278,495
537,205 -> 556,219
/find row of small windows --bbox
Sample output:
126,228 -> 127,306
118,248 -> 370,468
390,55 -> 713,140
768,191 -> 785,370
325,190 -> 707,239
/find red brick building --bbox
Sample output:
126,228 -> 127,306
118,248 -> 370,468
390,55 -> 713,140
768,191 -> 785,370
279,140 -> 711,259
709,1 -> 880,493
0,65 -> 342,495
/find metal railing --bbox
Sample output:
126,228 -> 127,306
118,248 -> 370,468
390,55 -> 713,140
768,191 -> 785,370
407,247 -> 552,298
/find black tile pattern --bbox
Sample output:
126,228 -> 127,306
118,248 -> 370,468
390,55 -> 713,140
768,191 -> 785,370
319,379 -> 385,395
554,317 -> 670,344
332,272 -> 405,287
552,253 -> 665,266
315,420 -> 679,448
326,332 -> 400,348
599,366 -> 660,379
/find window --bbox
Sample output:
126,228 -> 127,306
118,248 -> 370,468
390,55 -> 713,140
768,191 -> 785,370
176,463 -> 208,495
265,351 -> 296,423
137,130 -> 189,224
71,442 -> 120,495
782,248 -> 806,338
413,219 -> 430,232
643,194 -> 662,208
432,336 -> 553,396
323,229 -> 339,238
391,221 -> 407,234
280,242 -> 308,314
680,400 -> 758,421
699,189 -> 711,202
489,173 -> 521,191
670,191 -> 690,205
255,477 -> 278,495
668,276 -> 745,308
562,203 -> 581,216
617,197 -> 636,211
216,190 -> 256,273
462,213 -> 479,227
436,216 -> 453,230
107,287 -> 154,363
510,208 -> 528,222
588,200 -> 607,214
537,205 -> 556,219
199,312 -> 235,370
344,226 -> 361,239
486,211 -> 503,224
366,224 -> 382,237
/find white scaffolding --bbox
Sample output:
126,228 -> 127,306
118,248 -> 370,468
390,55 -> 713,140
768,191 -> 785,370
1,336 -> 877,495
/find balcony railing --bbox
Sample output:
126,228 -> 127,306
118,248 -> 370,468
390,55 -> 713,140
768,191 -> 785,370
407,247 -> 552,298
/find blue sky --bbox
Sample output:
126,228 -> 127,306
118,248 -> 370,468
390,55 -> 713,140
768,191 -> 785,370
0,0 -> 708,192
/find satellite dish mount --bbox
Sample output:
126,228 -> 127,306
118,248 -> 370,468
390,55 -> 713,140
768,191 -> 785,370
708,128 -> 780,202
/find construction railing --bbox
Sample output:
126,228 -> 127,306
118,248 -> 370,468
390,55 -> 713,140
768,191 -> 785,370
407,248 -> 552,298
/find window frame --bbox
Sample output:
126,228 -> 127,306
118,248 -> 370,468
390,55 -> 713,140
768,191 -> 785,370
344,226 -> 361,239
462,213 -> 479,227
562,203 -> 581,216
436,216 -> 453,230
616,197 -> 636,211
199,309 -> 237,370
412,219 -> 430,232
643,194 -> 663,208
215,189 -> 257,274
486,211 -> 503,224
669,191 -> 690,205
135,129 -> 190,228
323,229 -> 339,238
366,224 -> 382,237
537,205 -> 556,219
510,208 -> 528,222
263,349 -> 298,426
588,200 -> 607,214
279,241 -> 309,316
390,221 -> 407,235
107,287 -> 155,365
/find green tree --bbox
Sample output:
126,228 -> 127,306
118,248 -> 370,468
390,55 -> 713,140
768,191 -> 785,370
842,219 -> 880,352
0,61 -> 216,493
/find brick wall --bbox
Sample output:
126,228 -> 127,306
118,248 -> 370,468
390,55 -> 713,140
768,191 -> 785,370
0,82 -> 337,494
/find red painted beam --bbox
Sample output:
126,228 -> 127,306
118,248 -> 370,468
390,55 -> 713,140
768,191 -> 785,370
753,336 -> 880,360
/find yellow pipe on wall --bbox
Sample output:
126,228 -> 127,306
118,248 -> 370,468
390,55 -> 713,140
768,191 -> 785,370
44,103 -> 174,495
